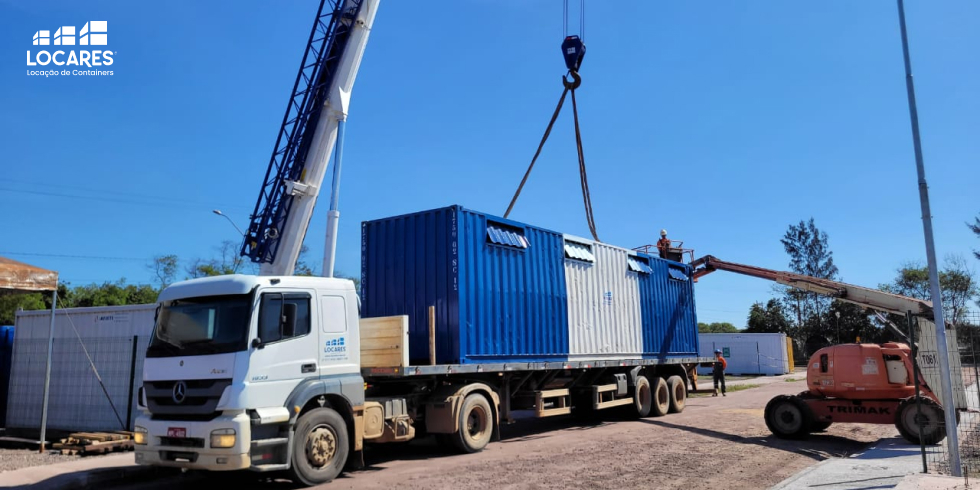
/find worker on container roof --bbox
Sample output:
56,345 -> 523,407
656,229 -> 671,259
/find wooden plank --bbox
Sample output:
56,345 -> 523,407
360,315 -> 409,368
593,384 -> 618,394
594,398 -> 633,410
538,388 -> 570,398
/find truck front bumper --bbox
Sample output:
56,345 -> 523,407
134,412 -> 252,471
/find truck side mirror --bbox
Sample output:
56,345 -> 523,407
252,338 -> 264,349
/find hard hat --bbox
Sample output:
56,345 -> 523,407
660,229 -> 667,236
714,349 -> 722,354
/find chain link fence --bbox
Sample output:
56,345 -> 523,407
5,335 -> 149,433
915,311 -> 980,481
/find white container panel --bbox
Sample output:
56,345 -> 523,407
565,237 -> 642,360
7,304 -> 156,432
698,333 -> 789,376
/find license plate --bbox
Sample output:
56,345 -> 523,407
167,427 -> 186,438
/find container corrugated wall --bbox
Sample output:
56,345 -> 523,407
361,207 -> 459,364
361,205 -> 700,365
698,333 -> 789,375
564,239 -> 642,360
457,209 -> 568,363
7,305 -> 155,432
0,326 -> 14,426
641,258 -> 699,358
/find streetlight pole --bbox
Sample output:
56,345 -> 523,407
212,209 -> 245,237
895,0 -> 961,475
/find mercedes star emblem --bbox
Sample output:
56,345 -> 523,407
172,380 -> 187,404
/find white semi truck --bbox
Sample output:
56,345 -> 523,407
134,1 -> 709,485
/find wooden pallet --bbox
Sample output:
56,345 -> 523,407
53,431 -> 135,455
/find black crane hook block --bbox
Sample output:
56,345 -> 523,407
562,35 -> 585,72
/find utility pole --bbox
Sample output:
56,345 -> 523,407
895,0 -> 961,476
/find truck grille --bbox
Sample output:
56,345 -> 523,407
144,378 -> 232,416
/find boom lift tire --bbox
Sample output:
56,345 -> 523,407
764,395 -> 813,439
895,397 -> 947,445
666,375 -> 686,413
633,376 -> 653,417
451,393 -> 494,453
289,407 -> 350,486
651,377 -> 670,417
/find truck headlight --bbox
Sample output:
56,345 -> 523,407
134,426 -> 147,445
210,429 -> 236,448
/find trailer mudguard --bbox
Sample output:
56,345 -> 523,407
424,382 -> 500,440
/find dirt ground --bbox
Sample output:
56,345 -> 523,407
113,377 -> 898,490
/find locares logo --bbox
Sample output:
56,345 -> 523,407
27,21 -> 114,76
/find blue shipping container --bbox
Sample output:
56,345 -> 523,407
361,205 -> 699,364
0,326 -> 13,426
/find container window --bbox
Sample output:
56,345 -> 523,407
627,256 -> 653,274
667,266 -> 689,281
564,240 -> 595,262
486,222 -> 529,249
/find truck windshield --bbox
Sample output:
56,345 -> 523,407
147,294 -> 251,357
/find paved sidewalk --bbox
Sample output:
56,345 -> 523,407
0,453 -> 167,490
771,437 -> 964,490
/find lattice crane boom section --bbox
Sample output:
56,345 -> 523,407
242,0 -> 367,270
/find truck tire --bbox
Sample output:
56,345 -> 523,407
895,397 -> 946,445
633,376 -> 653,417
451,393 -> 494,453
764,395 -> 813,439
667,375 -> 686,413
289,407 -> 349,486
651,377 -> 670,417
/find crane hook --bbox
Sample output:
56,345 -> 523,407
563,70 -> 582,90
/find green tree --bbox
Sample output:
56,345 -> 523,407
697,322 -> 739,333
780,218 -> 839,355
824,301 -> 886,344
969,214 -> 980,261
187,240 -> 249,278
745,299 -> 793,334
880,255 -> 979,326
148,255 -> 179,289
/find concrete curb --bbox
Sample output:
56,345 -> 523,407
768,457 -> 837,490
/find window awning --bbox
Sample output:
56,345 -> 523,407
668,267 -> 689,281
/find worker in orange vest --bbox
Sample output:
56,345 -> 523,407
656,229 -> 671,259
713,349 -> 728,397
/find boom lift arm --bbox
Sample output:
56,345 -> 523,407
691,255 -> 967,410
241,0 -> 379,276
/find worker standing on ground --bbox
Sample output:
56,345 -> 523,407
688,366 -> 698,392
656,229 -> 671,259
713,349 -> 727,397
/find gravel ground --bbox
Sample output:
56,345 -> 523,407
0,448 -> 108,473
113,377 -> 898,490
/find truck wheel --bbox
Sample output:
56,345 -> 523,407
764,395 -> 813,439
633,376 -> 653,417
895,397 -> 946,445
289,407 -> 349,486
667,375 -> 686,413
810,421 -> 832,432
451,393 -> 493,453
651,377 -> 670,417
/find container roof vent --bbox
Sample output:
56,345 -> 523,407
486,222 -> 529,249
668,266 -> 689,281
564,240 -> 595,262
627,256 -> 653,274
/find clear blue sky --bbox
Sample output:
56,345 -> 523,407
2,1 -> 978,327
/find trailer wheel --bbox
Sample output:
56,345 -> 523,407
667,375 -> 686,413
764,395 -> 812,439
633,376 -> 653,417
451,393 -> 493,453
651,377 -> 670,417
895,397 -> 946,445
810,421 -> 832,432
289,407 -> 349,486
